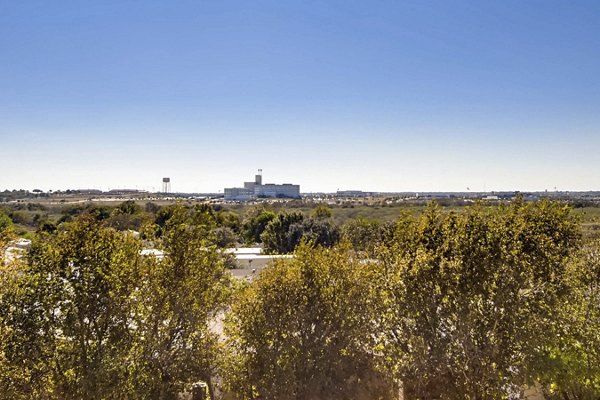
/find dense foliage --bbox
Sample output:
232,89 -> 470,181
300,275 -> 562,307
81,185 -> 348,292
0,205 -> 232,399
539,240 -> 600,399
223,244 -> 392,400
1,200 -> 599,399
376,200 -> 580,399
260,212 -> 340,254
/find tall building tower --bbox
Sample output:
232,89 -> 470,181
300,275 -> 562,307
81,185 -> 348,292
255,169 -> 262,185
162,177 -> 171,193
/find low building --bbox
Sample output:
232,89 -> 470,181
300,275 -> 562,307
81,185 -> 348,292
224,170 -> 300,201
256,183 -> 300,198
226,247 -> 293,281
224,187 -> 254,201
140,246 -> 292,281
336,190 -> 373,198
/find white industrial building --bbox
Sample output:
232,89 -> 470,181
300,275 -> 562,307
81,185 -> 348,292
139,246 -> 292,282
223,187 -> 255,201
224,170 -> 300,201
227,247 -> 293,281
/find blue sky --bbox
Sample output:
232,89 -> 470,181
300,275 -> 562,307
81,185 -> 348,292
1,1 -> 599,193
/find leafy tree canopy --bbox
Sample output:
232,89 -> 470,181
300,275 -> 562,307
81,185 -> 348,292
223,244 -> 393,400
377,200 -> 581,399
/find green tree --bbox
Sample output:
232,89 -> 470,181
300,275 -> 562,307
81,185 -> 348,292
217,211 -> 242,234
90,205 -> 111,221
8,211 -> 28,226
128,205 -> 232,399
262,212 -> 340,254
0,232 -> 28,399
214,226 -> 238,248
145,201 -> 161,214
377,200 -> 580,399
312,205 -> 332,220
37,220 -> 57,234
540,239 -> 600,399
260,212 -> 304,253
154,204 -> 178,237
116,200 -> 142,215
4,216 -> 141,399
107,201 -> 151,231
1,206 -> 233,399
223,244 -> 393,400
0,209 -> 13,239
342,218 -> 395,254
289,218 -> 340,249
242,209 -> 276,244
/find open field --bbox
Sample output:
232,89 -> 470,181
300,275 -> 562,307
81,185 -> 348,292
3,195 -> 600,239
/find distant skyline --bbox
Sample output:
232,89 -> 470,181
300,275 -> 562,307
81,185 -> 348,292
1,1 -> 599,193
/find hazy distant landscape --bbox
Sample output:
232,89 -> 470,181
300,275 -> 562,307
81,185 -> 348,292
4,188 -> 600,236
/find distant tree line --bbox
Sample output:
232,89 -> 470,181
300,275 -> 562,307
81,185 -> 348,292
0,200 -> 598,399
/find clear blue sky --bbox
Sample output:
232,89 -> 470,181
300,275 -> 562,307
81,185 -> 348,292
1,0 -> 599,193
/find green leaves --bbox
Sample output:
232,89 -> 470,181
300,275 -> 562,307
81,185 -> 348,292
0,209 -> 13,234
539,239 -> 600,399
260,212 -> 340,254
378,200 -> 581,399
1,200 -> 597,399
21,215 -> 141,399
223,244 -> 392,400
0,206 -> 232,399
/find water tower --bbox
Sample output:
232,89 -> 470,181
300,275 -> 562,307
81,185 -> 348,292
162,177 -> 171,193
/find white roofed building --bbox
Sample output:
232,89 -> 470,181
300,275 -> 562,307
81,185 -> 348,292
224,170 -> 300,201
